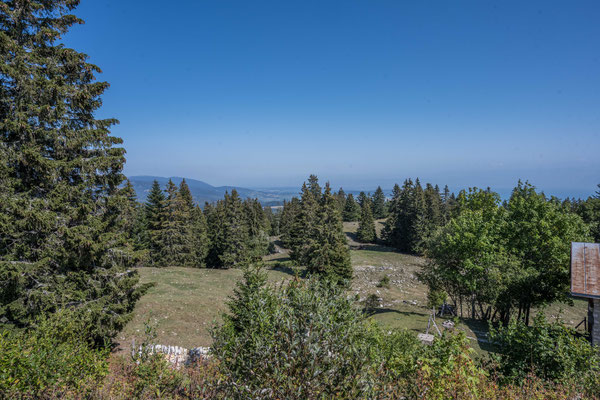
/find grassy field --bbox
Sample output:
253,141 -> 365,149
118,220 -> 588,355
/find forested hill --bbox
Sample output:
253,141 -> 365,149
128,176 -> 295,206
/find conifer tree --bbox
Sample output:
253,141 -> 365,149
244,198 -> 269,261
372,186 -> 387,219
357,201 -> 377,243
382,184 -> 401,242
335,188 -> 347,214
157,179 -> 181,266
145,180 -> 166,264
342,193 -> 361,222
204,201 -> 226,267
0,0 -> 144,343
191,205 -> 210,267
280,198 -> 300,247
307,174 -> 322,198
123,180 -> 149,260
220,190 -> 250,268
304,184 -> 352,284
289,182 -> 320,264
357,191 -> 370,208
386,179 -> 414,251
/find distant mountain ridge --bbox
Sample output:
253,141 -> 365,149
128,176 -> 296,206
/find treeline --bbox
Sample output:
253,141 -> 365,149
279,175 -> 353,284
131,179 -> 273,269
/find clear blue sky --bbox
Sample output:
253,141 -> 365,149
64,0 -> 600,198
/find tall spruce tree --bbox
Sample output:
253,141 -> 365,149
289,182 -> 320,264
0,0 -> 144,343
156,179 -> 181,266
357,191 -> 370,208
304,184 -> 352,284
243,198 -> 269,261
382,183 -> 401,242
145,180 -> 166,265
357,200 -> 377,243
220,189 -> 250,268
280,198 -> 300,247
342,193 -> 360,222
334,188 -> 346,214
371,186 -> 387,219
190,205 -> 209,267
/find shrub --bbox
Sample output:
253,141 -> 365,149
211,266 -> 378,398
0,310 -> 109,398
376,275 -> 391,288
489,312 -> 600,395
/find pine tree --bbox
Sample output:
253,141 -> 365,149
220,190 -> 250,268
342,193 -> 361,222
157,179 -> 181,266
280,198 -> 300,247
307,174 -> 322,198
357,201 -> 377,243
357,191 -> 370,208
244,198 -> 269,261
304,184 -> 352,284
123,180 -> 149,260
145,180 -> 166,264
204,201 -> 226,267
289,182 -> 320,264
335,188 -> 347,214
372,186 -> 387,219
0,1 -> 144,343
382,183 -> 401,243
191,205 -> 210,267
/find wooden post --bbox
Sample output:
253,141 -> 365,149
590,298 -> 600,347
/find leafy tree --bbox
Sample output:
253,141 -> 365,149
342,193 -> 360,222
423,201 -> 516,319
357,200 -> 377,243
372,186 -> 387,219
490,313 -> 600,393
0,0 -> 144,343
503,181 -> 590,323
573,184 -> 600,243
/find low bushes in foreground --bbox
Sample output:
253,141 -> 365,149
2,268 -> 599,399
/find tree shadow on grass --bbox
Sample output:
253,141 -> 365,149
349,240 -> 406,254
462,317 -> 497,353
268,262 -> 308,279
365,308 -> 430,333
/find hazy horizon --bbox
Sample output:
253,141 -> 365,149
63,1 -> 599,196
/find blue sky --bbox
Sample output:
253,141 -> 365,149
64,1 -> 599,197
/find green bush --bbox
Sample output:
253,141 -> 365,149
376,275 -> 391,288
489,313 -> 600,395
211,266 -> 379,398
0,310 -> 109,398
